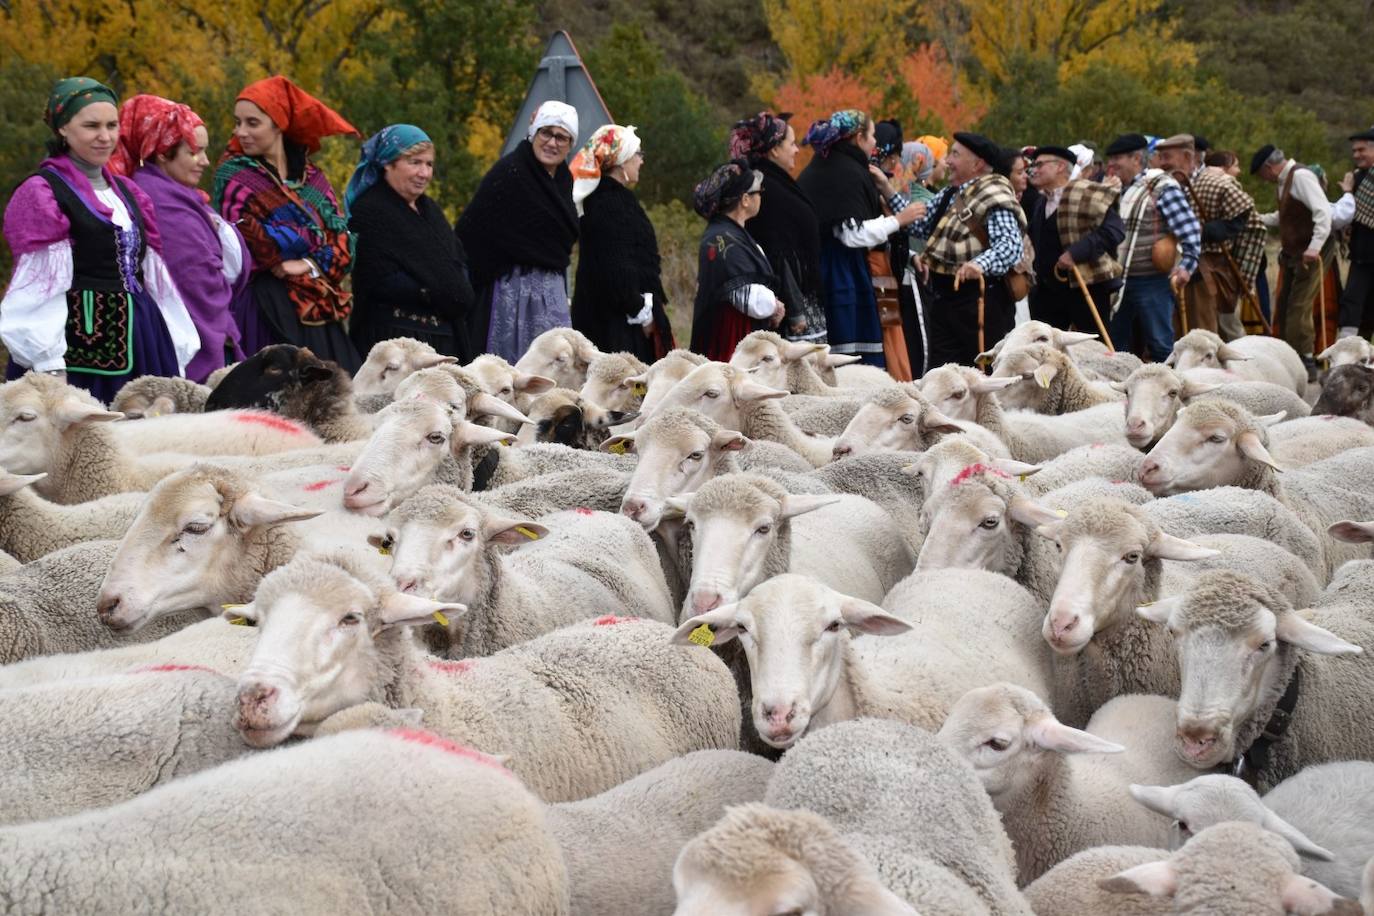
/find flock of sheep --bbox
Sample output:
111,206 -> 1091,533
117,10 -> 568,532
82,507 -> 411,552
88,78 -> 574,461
3,320 -> 1374,914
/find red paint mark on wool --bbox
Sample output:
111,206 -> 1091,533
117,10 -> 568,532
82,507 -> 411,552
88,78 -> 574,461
1111,479 -> 1125,485
302,479 -> 339,492
427,658 -> 474,675
234,412 -> 305,435
336,465 -> 352,473
388,728 -> 513,775
575,507 -> 594,516
593,614 -> 637,626
949,463 -> 1010,487
130,663 -> 219,675
1091,443 -> 1104,449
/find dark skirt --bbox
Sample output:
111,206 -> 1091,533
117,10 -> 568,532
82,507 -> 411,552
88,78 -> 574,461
236,272 -> 362,373
690,304 -> 758,363
6,288 -> 180,405
819,239 -> 885,367
350,305 -> 473,363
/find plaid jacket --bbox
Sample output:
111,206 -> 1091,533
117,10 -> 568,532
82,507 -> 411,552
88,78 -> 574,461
1055,179 -> 1123,285
923,174 -> 1028,274
1355,169 -> 1374,231
1182,167 -> 1266,282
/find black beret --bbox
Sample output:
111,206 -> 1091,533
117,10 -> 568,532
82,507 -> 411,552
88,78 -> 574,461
1350,126 -> 1374,142
1105,133 -> 1149,156
1032,145 -> 1077,165
953,131 -> 1002,168
1193,135 -> 1212,152
1249,143 -> 1277,175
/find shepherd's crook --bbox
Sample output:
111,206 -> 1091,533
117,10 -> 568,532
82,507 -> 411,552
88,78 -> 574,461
955,272 -> 987,354
1055,262 -> 1115,352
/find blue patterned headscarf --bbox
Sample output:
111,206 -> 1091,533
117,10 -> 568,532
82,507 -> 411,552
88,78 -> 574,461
344,124 -> 432,210
802,110 -> 869,159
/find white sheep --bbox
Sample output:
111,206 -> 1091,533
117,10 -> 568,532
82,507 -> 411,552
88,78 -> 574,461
0,727 -> 571,914
1136,569 -> 1374,790
1117,362 -> 1310,450
548,749 -> 773,916
1319,336 -> 1374,369
579,350 -> 649,414
1168,329 -> 1308,394
1130,763 -> 1374,899
829,382 -> 1012,461
1266,413 -> 1374,465
918,362 -> 1020,421
802,344 -> 861,384
466,352 -> 557,429
990,344 -> 1124,414
729,330 -> 877,397
515,386 -> 637,449
627,347 -> 707,422
110,374 -> 211,417
1023,844 -> 1170,916
781,393 -> 865,435
671,571 -> 1050,750
233,553 -> 739,800
109,407 -> 324,455
377,485 -> 674,656
514,326 -> 601,390
0,466 -> 143,561
980,319 -> 1143,383
663,473 -> 913,616
352,336 -> 457,397
937,684 -> 1201,884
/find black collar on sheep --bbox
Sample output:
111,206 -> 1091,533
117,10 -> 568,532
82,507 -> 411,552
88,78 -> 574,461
1229,666 -> 1301,787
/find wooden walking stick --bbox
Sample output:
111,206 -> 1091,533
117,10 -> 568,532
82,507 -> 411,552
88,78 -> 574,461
1317,260 -> 1329,353
953,271 -> 987,355
1055,262 -> 1115,352
1223,250 -> 1271,335
1172,275 -> 1189,335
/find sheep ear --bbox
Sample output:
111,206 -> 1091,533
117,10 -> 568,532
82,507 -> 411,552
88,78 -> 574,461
1328,520 -> 1374,544
513,372 -> 556,395
366,532 -> 392,552
824,352 -> 862,368
1026,715 -> 1125,755
833,871 -> 921,916
1008,496 -> 1066,529
1032,520 -> 1063,540
1236,431 -> 1283,472
975,340 -> 1003,366
229,492 -> 321,529
780,341 -> 826,362
1137,595 -> 1183,625
920,408 -> 964,436
1280,873 -> 1349,915
734,378 -> 788,402
1146,531 -> 1221,562
1033,363 -> 1059,389
146,395 -> 177,417
1254,411 -> 1287,428
660,496 -> 691,520
780,493 -> 841,520
601,433 -> 636,454
483,515 -> 548,547
992,458 -> 1041,479
1056,330 -> 1099,348
0,470 -> 45,497
1216,343 -> 1252,362
299,364 -> 335,383
221,601 -> 259,623
1275,612 -> 1363,656
1110,379 -> 1128,393
1129,783 -> 1183,818
710,430 -> 749,453
415,353 -> 459,370
838,595 -> 912,636
1180,378 -> 1221,400
1099,861 -> 1178,897
1259,807 -> 1335,861
376,591 -> 468,631
1316,342 -> 1340,362
971,375 -> 1019,394
452,420 -> 516,450
54,398 -> 124,427
471,393 -> 531,426
671,604 -> 743,646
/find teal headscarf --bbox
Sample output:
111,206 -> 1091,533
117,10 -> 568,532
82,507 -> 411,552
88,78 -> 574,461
45,77 -> 118,132
344,124 -> 431,211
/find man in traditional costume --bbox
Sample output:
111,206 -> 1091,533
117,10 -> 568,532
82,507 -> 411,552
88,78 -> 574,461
1332,127 -> 1374,341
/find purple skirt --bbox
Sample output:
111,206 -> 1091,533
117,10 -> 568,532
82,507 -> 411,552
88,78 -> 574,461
5,288 -> 180,405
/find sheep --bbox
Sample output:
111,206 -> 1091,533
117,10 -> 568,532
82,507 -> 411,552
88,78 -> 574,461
1018,442 -> 1146,496
662,473 -> 913,616
465,352 -> 558,428
917,362 -> 1019,422
514,326 -> 600,390
204,361 -> 236,389
762,717 -> 1030,915
0,550 -> 18,575
834,361 -> 902,388
1130,763 -> 1374,899
672,571 -> 1050,749
1267,414 -> 1374,464
0,466 -> 143,561
352,336 -> 457,397
0,727 -> 571,915
937,684 -> 1202,884
233,554 -> 739,800
110,374 -> 211,417
803,345 -> 861,384
1137,569 -> 1374,791
780,394 -> 864,435
1319,336 -> 1374,370
1117,362 -> 1311,450
1099,821 -> 1359,915
94,464 -> 387,634
1168,328 -> 1308,394
1314,364 -> 1374,426
107,407 -> 326,456
629,347 -> 707,421
547,749 -> 774,916
377,485 -> 674,656
981,319 -> 1143,383
1023,844 -> 1170,916
394,363 -> 534,428
730,330 -> 880,397
579,350 -> 648,414
830,382 -> 1012,461
515,386 -> 637,449
268,356 -> 382,442
202,342 -> 330,411
1140,401 -> 1374,578
991,343 -> 1124,414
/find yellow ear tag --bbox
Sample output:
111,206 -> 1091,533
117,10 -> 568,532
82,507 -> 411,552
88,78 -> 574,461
515,526 -> 540,540
689,623 -> 715,647
1036,373 -> 1052,389
432,610 -> 450,627
221,603 -> 245,610
608,441 -> 628,455
377,544 -> 391,556
1055,509 -> 1068,518
1018,473 -> 1030,483
499,438 -> 513,447
229,616 -> 249,626
631,383 -> 648,397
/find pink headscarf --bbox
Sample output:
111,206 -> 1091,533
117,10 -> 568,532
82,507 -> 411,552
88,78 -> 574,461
110,94 -> 204,176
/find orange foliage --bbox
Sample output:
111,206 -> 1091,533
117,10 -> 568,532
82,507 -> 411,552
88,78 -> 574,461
896,43 -> 986,134
772,68 -> 881,172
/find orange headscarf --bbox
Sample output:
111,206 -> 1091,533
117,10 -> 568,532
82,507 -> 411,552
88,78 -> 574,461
233,76 -> 359,154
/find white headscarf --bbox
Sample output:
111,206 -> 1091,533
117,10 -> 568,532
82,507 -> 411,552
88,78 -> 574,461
528,101 -> 579,147
1068,143 -> 1095,181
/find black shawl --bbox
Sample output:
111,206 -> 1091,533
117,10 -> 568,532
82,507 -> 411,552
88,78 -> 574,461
570,179 -> 673,359
455,140 -> 579,290
746,158 -> 824,315
690,215 -> 776,332
795,141 -> 884,233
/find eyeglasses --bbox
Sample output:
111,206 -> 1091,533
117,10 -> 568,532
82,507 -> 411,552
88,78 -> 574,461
745,189 -> 763,197
536,127 -> 574,148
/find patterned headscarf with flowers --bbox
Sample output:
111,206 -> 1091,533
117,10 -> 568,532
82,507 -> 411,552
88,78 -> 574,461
802,110 -> 869,159
569,123 -> 641,214
729,111 -> 791,162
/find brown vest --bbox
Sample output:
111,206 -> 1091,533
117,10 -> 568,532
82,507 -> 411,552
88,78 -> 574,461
1278,165 -> 1315,257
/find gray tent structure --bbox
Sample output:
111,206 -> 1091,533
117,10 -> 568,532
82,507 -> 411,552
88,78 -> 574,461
501,31 -> 614,159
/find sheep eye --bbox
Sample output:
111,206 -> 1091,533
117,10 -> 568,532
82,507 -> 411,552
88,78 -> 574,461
500,386 -> 513,395
984,737 -> 1010,751
1054,541 -> 1063,553
703,390 -> 721,399
761,355 -> 775,363
1204,353 -> 1215,362
824,619 -> 843,633
425,432 -> 446,445
686,450 -> 704,462
1207,433 -> 1226,444
459,528 -> 476,541
1123,552 -> 1142,564
979,516 -> 1000,530
734,622 -> 747,634
1035,335 -> 1049,343
754,524 -> 772,536
384,364 -> 400,374
182,522 -> 211,536
1255,640 -> 1273,653
1176,820 -> 1191,835
952,390 -> 966,399
899,414 -> 915,425
1167,390 -> 1179,399
14,410 -> 36,423
340,612 -> 362,626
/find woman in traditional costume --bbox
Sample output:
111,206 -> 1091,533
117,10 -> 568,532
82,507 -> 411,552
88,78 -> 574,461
212,75 -> 362,372
1,78 -> 199,400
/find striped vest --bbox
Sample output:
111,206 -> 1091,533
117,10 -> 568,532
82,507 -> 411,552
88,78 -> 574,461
1119,170 -> 1174,277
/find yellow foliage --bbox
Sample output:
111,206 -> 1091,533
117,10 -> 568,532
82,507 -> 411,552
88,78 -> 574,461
762,0 -> 921,83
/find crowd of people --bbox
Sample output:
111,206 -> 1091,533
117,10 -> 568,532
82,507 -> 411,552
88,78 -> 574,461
4,73 -> 1374,401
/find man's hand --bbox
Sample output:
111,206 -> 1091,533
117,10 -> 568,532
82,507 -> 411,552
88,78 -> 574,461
955,260 -> 985,286
913,257 -> 930,284
895,200 -> 926,227
1169,266 -> 1192,289
1341,171 -> 1356,194
1055,250 -> 1077,272
868,164 -> 895,198
1302,248 -> 1321,267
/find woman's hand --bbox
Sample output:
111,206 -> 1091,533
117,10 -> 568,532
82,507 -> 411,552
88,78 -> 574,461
272,259 -> 314,279
896,201 -> 926,227
770,301 -> 786,328
868,164 -> 895,198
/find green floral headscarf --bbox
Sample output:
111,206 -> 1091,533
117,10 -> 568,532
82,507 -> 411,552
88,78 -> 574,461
45,77 -> 118,133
